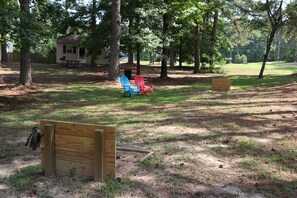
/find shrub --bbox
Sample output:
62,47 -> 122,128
234,53 -> 248,64
241,54 -> 248,64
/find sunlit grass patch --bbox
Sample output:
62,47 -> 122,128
233,136 -> 260,155
138,155 -> 161,170
99,176 -> 131,198
229,75 -> 297,90
221,62 -> 297,76
8,165 -> 41,190
237,155 -> 296,185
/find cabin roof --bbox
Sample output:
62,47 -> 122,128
57,36 -> 80,44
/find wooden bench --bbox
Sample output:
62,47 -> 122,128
40,119 -> 116,182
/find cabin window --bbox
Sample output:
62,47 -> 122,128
66,46 -> 73,53
62,45 -> 77,54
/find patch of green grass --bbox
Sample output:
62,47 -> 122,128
99,176 -> 131,198
221,62 -> 297,75
238,157 -> 279,182
233,137 -> 261,156
239,156 -> 261,170
138,155 -> 159,170
8,165 -> 41,190
229,75 -> 297,90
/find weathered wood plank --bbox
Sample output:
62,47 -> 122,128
44,124 -> 55,176
55,147 -> 94,161
56,159 -> 93,177
40,119 -> 116,138
55,134 -> 94,151
94,129 -> 104,182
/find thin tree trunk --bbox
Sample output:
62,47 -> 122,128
90,0 -> 97,67
135,11 -> 141,74
170,42 -> 175,69
259,27 -> 277,79
128,17 -> 134,64
136,45 -> 140,75
203,0 -> 210,44
1,39 -> 9,64
210,9 -> 218,69
19,0 -> 32,86
259,0 -> 283,78
161,47 -> 168,78
109,0 -> 121,80
228,50 -> 232,64
149,51 -> 154,65
128,53 -> 133,63
193,23 -> 201,74
90,53 -> 96,67
160,6 -> 169,78
179,37 -> 182,68
293,43 -> 297,62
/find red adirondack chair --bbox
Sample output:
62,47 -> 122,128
134,75 -> 154,96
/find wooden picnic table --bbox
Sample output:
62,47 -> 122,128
65,59 -> 81,68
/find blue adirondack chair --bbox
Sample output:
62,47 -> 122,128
119,75 -> 141,97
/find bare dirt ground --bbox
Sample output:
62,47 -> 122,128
0,63 -> 296,197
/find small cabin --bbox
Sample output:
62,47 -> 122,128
56,36 -> 108,65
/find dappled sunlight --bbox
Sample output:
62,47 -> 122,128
1,63 -> 297,197
0,157 -> 40,178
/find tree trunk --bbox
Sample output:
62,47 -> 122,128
109,0 -> 121,80
170,42 -> 175,69
293,43 -> 297,62
228,50 -> 232,64
1,39 -> 9,64
128,17 -> 134,64
179,37 -> 183,68
259,27 -> 277,79
210,9 -> 218,69
160,9 -> 169,78
136,45 -> 140,75
19,45 -> 32,86
193,23 -> 201,74
90,0 -> 97,67
259,0 -> 284,78
149,51 -> 154,65
19,0 -> 32,86
90,54 -> 96,67
204,0 -> 210,37
128,53 -> 134,63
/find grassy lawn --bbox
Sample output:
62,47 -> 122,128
221,62 -> 297,75
0,62 -> 296,197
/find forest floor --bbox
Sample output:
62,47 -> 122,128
0,63 -> 296,197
